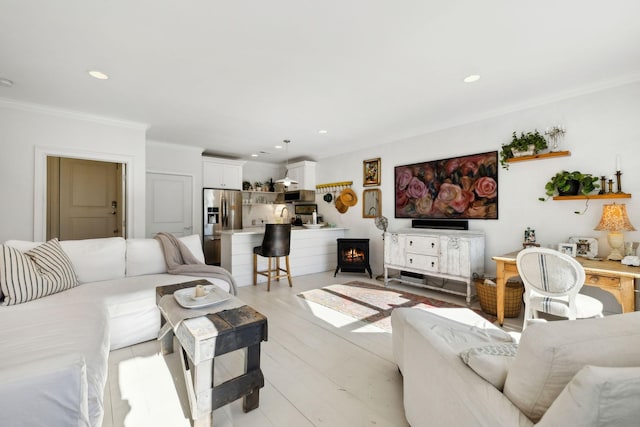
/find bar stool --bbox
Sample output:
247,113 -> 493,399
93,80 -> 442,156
253,224 -> 293,291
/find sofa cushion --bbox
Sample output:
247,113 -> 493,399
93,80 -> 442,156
4,237 -> 127,284
126,239 -> 166,276
60,237 -> 126,283
503,312 -> 640,423
536,365 -> 640,427
0,302 -> 110,426
178,234 -> 205,263
0,239 -> 78,305
125,235 -> 205,277
460,342 -> 518,390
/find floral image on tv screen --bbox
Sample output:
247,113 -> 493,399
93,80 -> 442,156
395,151 -> 498,219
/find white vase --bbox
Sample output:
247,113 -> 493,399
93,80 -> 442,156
512,144 -> 535,157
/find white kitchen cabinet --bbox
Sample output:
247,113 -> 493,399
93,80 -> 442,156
286,160 -> 316,191
384,229 -> 485,305
202,157 -> 245,189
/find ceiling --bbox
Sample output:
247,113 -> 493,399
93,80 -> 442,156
1,1 -> 639,164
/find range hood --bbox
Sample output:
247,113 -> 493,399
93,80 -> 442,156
275,190 -> 316,203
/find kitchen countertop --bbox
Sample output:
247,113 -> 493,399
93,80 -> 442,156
221,226 -> 346,235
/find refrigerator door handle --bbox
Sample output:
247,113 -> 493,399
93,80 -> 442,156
222,194 -> 228,228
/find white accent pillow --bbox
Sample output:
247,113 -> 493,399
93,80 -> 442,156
503,312 -> 640,423
537,366 -> 640,427
125,239 -> 166,277
460,343 -> 518,390
0,239 -> 78,305
59,237 -> 126,283
179,234 -> 205,263
125,235 -> 205,277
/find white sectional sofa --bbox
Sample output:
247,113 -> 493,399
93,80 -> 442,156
391,307 -> 640,427
0,235 -> 233,427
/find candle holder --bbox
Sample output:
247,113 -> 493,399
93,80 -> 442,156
616,171 -> 623,193
545,126 -> 566,152
599,176 -> 607,194
608,179 -> 614,194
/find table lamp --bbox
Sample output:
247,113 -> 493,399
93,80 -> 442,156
594,203 -> 636,260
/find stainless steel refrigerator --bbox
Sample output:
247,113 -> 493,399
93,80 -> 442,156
203,188 -> 243,265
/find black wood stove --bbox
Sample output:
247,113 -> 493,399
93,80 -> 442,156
334,238 -> 372,278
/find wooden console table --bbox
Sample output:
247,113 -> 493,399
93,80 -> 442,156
492,251 -> 640,325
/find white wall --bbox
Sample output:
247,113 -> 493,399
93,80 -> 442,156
317,81 -> 640,279
146,140 -> 204,237
0,100 -> 148,242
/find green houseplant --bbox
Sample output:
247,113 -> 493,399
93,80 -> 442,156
500,130 -> 548,169
539,170 -> 599,201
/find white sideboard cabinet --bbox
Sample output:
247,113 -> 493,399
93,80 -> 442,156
384,228 -> 485,305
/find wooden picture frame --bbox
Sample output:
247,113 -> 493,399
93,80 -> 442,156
363,189 -> 381,218
363,158 -> 381,187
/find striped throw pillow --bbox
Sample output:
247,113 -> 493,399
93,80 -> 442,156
0,238 -> 79,305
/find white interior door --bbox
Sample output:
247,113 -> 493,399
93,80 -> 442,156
146,173 -> 193,237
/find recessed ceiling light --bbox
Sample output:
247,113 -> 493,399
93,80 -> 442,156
0,77 -> 14,87
88,70 -> 109,80
463,74 -> 480,83
275,145 -> 283,149
318,129 -> 328,134
251,153 -> 259,157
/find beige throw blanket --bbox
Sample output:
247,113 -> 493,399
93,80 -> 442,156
154,232 -> 238,295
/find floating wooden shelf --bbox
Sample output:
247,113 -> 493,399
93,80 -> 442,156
507,150 -> 571,164
553,193 -> 632,200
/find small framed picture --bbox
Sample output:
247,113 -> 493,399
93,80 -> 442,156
362,188 -> 381,218
558,243 -> 577,257
363,158 -> 381,187
568,237 -> 598,258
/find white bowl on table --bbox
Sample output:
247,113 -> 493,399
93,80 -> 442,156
303,223 -> 325,229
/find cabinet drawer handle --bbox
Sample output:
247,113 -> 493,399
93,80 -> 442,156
589,276 -> 600,283
431,261 -> 435,267
431,242 -> 435,248
409,258 -> 413,264
409,240 -> 413,246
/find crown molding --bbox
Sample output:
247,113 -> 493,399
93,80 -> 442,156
0,97 -> 149,131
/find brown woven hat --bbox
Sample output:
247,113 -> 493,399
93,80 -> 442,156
335,196 -> 348,213
339,188 -> 358,207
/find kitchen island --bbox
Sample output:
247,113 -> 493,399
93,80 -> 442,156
221,226 -> 347,286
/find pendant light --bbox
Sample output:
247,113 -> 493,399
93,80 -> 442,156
275,139 -> 298,187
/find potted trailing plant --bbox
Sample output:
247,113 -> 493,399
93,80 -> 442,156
500,130 -> 548,169
539,170 -> 599,201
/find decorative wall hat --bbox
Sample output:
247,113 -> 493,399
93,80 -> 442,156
335,196 -> 348,213
339,188 -> 358,207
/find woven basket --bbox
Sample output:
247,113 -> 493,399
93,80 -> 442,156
476,278 -> 524,318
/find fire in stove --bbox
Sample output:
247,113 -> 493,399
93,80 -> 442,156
343,248 -> 365,263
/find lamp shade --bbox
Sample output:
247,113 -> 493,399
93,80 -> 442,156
594,203 -> 636,232
275,139 -> 298,187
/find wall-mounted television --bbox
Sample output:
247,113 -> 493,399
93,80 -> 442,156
394,150 -> 498,220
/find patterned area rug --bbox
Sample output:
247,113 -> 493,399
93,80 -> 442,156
297,281 -> 495,332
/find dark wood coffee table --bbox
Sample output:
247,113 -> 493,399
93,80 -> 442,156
156,281 -> 268,427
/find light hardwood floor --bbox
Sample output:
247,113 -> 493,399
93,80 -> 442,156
103,271 -> 524,427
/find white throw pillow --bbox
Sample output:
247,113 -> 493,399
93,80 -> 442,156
126,239 -> 166,277
179,234 -> 205,263
503,312 -> 640,423
460,342 -> 518,390
59,237 -> 126,283
0,239 -> 79,305
536,365 -> 640,427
